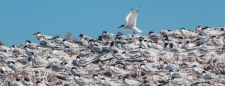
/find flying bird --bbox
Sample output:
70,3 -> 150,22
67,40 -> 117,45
118,5 -> 142,34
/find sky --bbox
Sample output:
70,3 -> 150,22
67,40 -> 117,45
0,0 -> 225,46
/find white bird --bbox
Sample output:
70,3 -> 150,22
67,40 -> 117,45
201,71 -> 219,80
121,42 -> 138,51
211,36 -> 223,46
10,45 -> 24,56
118,5 -> 142,34
140,64 -> 165,75
191,65 -> 204,78
147,40 -> 163,50
62,39 -> 79,48
194,26 -> 202,34
30,52 -> 49,68
36,81 -> 47,86
32,32 -> 54,40
122,76 -> 140,86
148,31 -> 161,43
139,46 -> 158,59
168,70 -> 190,79
0,44 -> 10,52
180,28 -> 197,39
100,78 -> 122,86
109,41 -> 123,54
160,30 -> 174,37
74,75 -> 93,85
112,51 -> 134,61
8,80 -> 23,86
64,46 -> 80,56
53,36 -> 63,44
0,50 -> 15,58
23,77 -> 33,86
7,61 -> 26,71
71,67 -> 102,76
50,62 -> 65,72
169,43 -> 186,53
170,78 -> 190,86
75,55 -> 102,66
138,37 -> 149,49
79,34 -> 93,41
108,64 -> 131,77
25,40 -> 38,49
102,31 -> 116,41
162,62 -> 179,71
182,41 -> 196,51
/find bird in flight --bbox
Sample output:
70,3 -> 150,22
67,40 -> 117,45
118,5 -> 142,34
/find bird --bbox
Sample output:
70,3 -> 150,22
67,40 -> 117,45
180,28 -> 197,39
201,71 -> 225,80
74,74 -> 93,85
170,78 -> 190,86
62,39 -> 79,48
211,36 -> 223,46
122,75 -> 141,86
146,40 -> 163,50
25,40 -> 38,49
0,44 -> 10,52
30,52 -> 49,68
0,50 -> 15,58
168,70 -> 191,79
75,54 -> 102,66
102,31 -> 116,41
32,32 -> 54,40
99,78 -> 123,86
191,65 -> 205,79
49,62 -> 65,72
23,77 -> 33,86
140,64 -> 166,75
71,67 -> 102,77
169,43 -> 186,53
79,34 -> 93,41
64,46 -> 81,56
148,31 -> 161,43
162,62 -> 179,71
118,5 -> 142,34
99,78 -> 112,86
108,64 -> 131,78
7,61 -> 26,71
8,79 -> 23,86
109,41 -> 123,54
112,51 -> 134,61
138,37 -> 149,49
36,80 -> 47,86
182,41 -> 196,51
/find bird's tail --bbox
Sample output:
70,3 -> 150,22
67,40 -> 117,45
135,28 -> 142,33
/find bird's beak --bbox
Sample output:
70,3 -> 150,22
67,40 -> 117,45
32,33 -> 36,35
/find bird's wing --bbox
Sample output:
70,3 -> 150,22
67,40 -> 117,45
127,5 -> 140,27
125,9 -> 132,23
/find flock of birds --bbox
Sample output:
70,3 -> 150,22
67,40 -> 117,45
1,26 -> 225,86
1,5 -> 225,86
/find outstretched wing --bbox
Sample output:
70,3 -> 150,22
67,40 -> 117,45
127,5 -> 140,27
125,9 -> 132,23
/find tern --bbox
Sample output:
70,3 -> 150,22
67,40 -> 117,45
118,5 -> 142,34
32,32 -> 54,40
74,74 -> 93,85
122,75 -> 141,86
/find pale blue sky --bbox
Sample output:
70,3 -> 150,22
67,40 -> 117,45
0,0 -> 224,46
